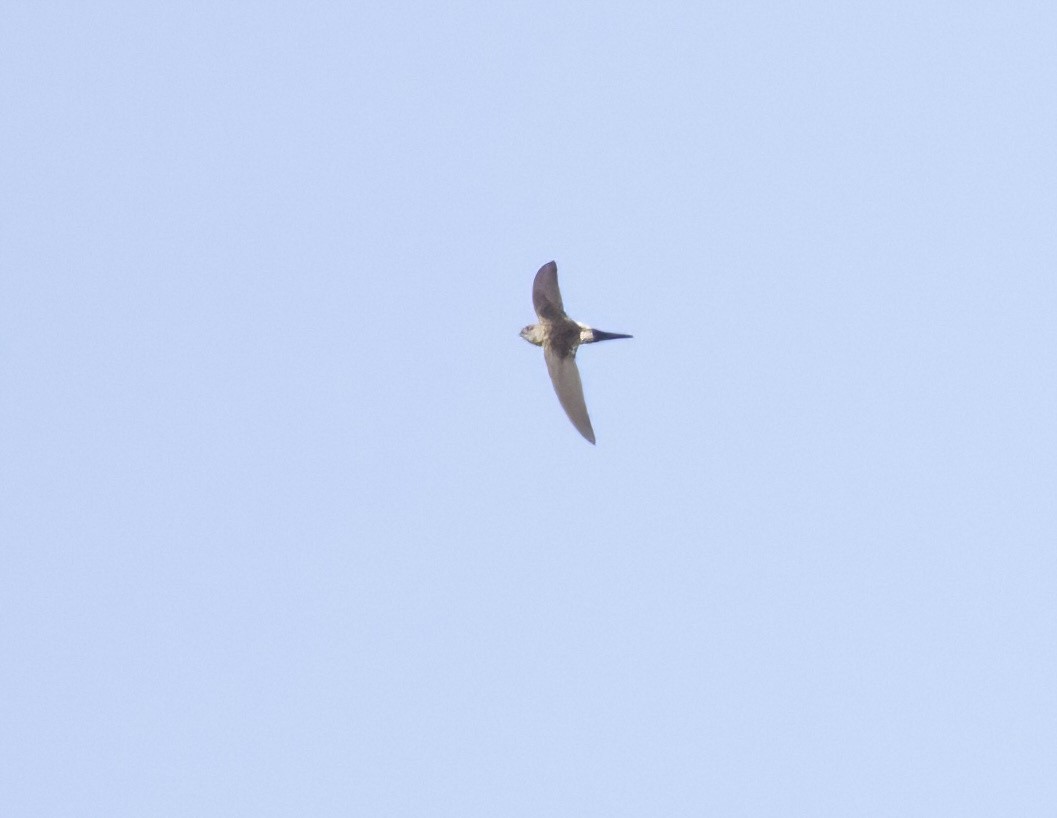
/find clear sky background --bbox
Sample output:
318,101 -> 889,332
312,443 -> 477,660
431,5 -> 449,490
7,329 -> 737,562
3,3 -> 1056,815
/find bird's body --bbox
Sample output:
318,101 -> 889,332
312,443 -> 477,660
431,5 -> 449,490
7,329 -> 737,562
520,261 -> 631,444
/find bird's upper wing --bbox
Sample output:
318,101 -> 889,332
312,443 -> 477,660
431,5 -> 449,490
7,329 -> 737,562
543,344 -> 596,444
532,261 -> 566,322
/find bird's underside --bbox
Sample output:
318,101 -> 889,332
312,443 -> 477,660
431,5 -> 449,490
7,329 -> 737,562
521,261 -> 631,444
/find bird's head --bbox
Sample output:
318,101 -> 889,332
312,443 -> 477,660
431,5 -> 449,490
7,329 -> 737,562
520,324 -> 543,346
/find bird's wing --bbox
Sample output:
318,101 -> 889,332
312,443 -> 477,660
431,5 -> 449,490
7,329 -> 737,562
543,344 -> 596,444
532,261 -> 566,322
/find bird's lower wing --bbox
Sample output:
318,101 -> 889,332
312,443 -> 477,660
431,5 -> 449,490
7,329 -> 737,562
544,345 -> 596,444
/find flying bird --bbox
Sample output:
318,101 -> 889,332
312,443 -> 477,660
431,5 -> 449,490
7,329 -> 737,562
520,261 -> 632,444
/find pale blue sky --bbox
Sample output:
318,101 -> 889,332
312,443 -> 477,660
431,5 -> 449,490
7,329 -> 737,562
3,3 -> 1056,815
